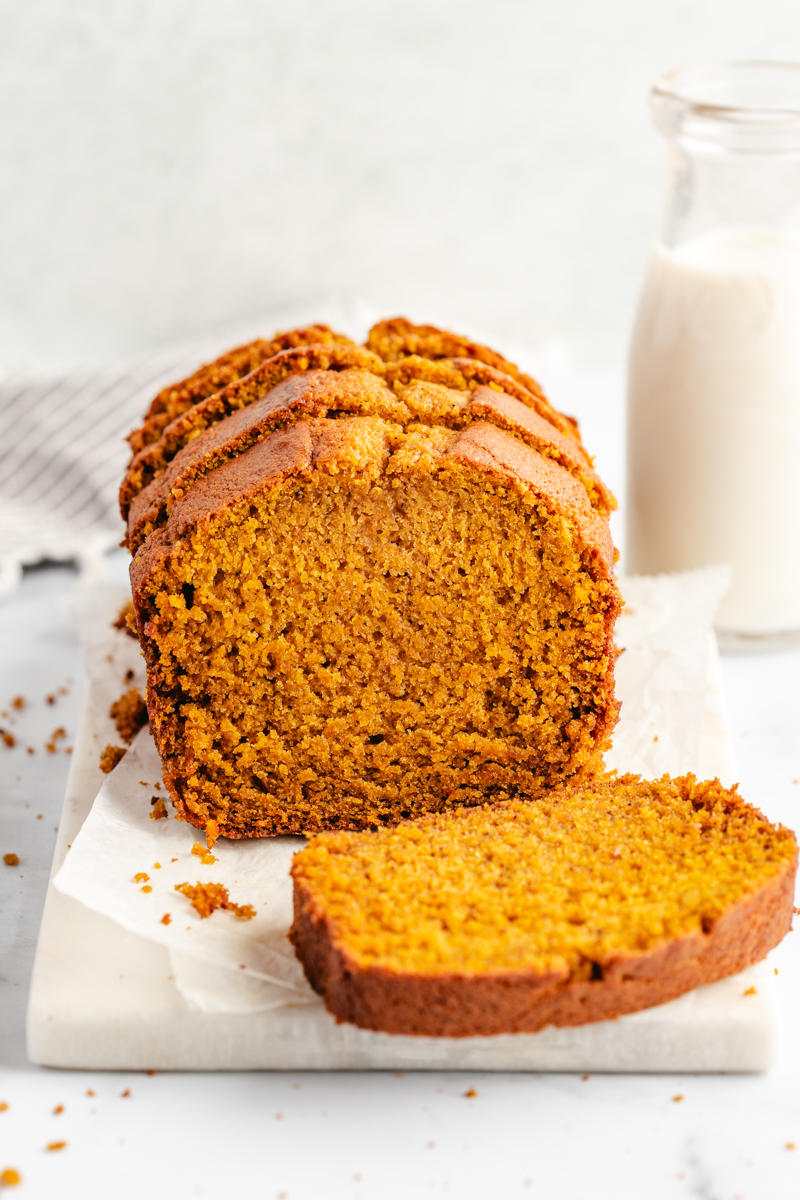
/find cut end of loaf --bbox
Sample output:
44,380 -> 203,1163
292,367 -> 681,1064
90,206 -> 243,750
132,415 -> 619,839
125,317 -> 621,842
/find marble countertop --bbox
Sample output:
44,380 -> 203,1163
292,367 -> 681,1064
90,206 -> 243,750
2,356 -> 800,1197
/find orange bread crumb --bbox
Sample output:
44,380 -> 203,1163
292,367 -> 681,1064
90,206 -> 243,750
100,744 -> 126,773
175,880 -> 255,920
109,688 -> 148,744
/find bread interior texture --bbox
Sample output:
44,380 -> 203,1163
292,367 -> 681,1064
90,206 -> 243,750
291,776 -> 798,977
135,422 -> 617,839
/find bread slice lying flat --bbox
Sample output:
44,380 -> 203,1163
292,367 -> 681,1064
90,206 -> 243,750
289,774 -> 797,1037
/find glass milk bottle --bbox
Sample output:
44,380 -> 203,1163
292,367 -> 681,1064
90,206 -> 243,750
627,62 -> 800,646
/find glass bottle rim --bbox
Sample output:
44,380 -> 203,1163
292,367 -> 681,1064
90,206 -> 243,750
652,61 -> 800,153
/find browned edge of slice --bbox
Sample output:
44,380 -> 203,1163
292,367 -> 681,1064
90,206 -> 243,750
126,372 -> 616,553
125,369 -> 408,552
119,343 -> 385,519
289,804 -> 798,1038
128,324 -> 354,455
462,386 -> 613,513
368,316 -> 548,402
383,352 -> 584,452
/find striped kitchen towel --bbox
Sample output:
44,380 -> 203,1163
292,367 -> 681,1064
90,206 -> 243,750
0,299 -> 375,598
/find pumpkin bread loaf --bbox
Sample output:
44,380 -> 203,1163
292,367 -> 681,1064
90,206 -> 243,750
290,774 -> 798,1036
127,320 -> 621,843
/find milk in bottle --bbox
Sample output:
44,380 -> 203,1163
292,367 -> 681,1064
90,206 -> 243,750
626,62 -> 800,642
628,226 -> 800,633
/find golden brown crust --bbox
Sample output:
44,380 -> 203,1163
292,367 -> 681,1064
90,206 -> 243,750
131,419 -> 617,599
126,369 -> 406,551
120,344 -> 384,518
368,316 -> 547,402
445,423 -> 616,577
126,374 -> 614,553
383,352 -> 582,449
128,324 -> 353,455
460,388 -> 614,513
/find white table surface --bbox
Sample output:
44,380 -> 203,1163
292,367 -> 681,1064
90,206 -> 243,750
2,370 -> 800,1199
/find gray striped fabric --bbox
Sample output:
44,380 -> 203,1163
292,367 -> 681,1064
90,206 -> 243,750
0,300 -> 375,597
0,347 -> 211,597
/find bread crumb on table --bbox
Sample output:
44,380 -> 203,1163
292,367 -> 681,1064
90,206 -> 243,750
0,1168 -> 21,1186
46,1142 -> 66,1152
2,855 -> 19,867
150,797 -> 168,820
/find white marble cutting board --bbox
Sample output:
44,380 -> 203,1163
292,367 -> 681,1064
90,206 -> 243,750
26,640 -> 775,1073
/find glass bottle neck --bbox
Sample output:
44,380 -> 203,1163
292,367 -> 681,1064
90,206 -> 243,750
660,139 -> 800,249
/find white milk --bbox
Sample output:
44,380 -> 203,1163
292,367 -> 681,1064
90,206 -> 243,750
627,226 -> 800,634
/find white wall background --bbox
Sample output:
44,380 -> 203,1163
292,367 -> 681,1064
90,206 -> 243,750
1,0 -> 799,369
